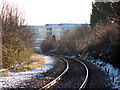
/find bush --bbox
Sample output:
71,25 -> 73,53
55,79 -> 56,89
40,35 -> 56,53
1,2 -> 34,68
40,25 -> 91,55
0,17 -> 2,69
92,22 -> 119,45
57,25 -> 91,55
85,22 -> 120,68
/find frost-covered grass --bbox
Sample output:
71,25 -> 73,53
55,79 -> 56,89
0,54 -> 45,77
83,53 -> 120,89
0,54 -> 56,88
7,54 -> 46,72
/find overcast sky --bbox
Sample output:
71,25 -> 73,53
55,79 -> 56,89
1,0 -> 95,25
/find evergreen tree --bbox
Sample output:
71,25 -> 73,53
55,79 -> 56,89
90,2 -> 120,27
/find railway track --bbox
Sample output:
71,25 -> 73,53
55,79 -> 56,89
40,55 -> 89,90
1,54 -> 111,89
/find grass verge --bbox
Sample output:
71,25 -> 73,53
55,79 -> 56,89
0,54 -> 46,77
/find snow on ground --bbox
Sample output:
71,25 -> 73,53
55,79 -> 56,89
0,54 -> 56,89
0,69 -> 7,72
83,53 -> 120,89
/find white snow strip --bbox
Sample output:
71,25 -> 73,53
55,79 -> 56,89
83,53 -> 120,89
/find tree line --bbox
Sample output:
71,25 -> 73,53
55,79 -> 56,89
41,2 -> 120,68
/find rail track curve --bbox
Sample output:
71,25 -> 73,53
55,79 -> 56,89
40,55 -> 89,90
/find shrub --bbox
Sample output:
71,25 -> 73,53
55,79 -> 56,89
40,35 -> 56,53
1,2 -> 34,68
85,21 -> 120,68
40,25 -> 91,55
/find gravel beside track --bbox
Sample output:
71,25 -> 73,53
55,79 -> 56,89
77,57 -> 112,89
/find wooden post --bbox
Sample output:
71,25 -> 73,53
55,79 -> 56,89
112,76 -> 114,82
105,68 -> 107,73
107,69 -> 109,74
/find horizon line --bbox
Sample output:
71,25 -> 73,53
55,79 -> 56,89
26,23 -> 90,26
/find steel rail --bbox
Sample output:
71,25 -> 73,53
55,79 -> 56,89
70,57 -> 88,89
40,57 -> 69,90
40,55 -> 89,90
63,56 -> 89,90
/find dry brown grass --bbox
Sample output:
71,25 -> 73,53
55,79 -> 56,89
1,55 -> 46,74
24,63 -> 44,68
0,70 -> 10,77
24,55 -> 45,68
30,55 -> 45,63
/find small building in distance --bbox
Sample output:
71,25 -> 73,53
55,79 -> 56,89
29,23 -> 89,40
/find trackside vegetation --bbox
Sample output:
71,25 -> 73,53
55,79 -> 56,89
40,2 -> 120,68
1,2 -> 34,69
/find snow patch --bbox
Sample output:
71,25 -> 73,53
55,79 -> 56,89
0,69 -> 7,72
0,54 -> 56,89
83,53 -> 120,89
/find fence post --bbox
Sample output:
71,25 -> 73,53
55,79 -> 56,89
112,76 -> 114,82
105,68 -> 107,73
107,69 -> 109,74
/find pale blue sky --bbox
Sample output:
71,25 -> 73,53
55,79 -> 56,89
1,0 -> 95,25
